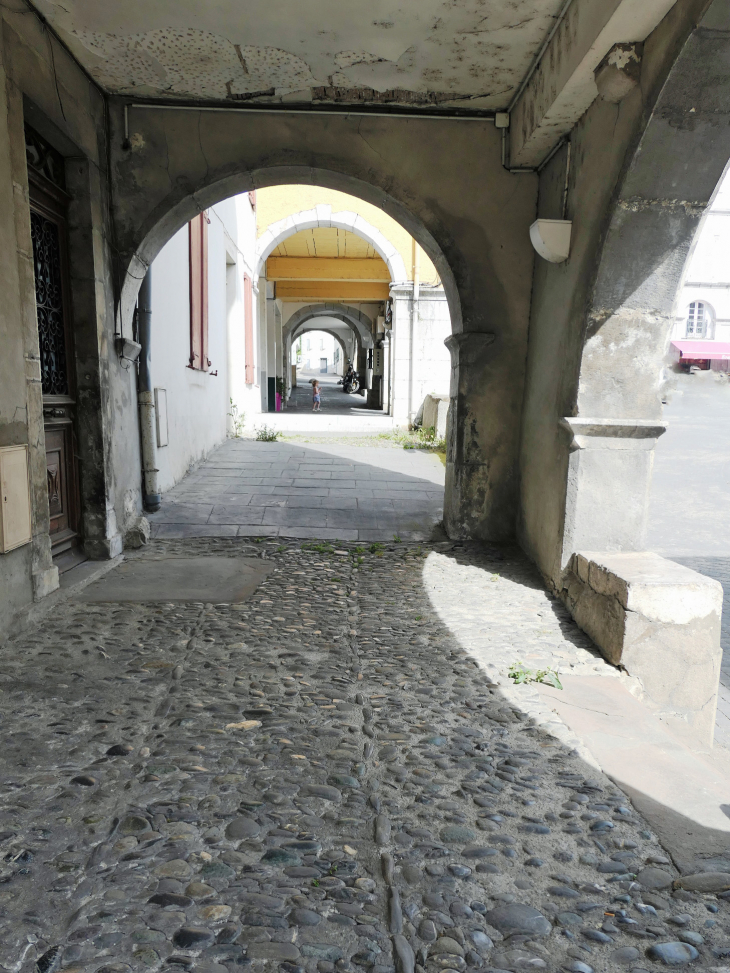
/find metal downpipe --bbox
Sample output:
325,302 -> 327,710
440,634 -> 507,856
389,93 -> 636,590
137,270 -> 161,512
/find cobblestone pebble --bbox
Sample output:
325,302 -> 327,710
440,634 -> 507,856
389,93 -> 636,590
0,537 -> 725,973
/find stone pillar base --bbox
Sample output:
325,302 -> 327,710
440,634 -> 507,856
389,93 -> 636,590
562,551 -> 723,748
32,565 -> 59,601
124,516 -> 151,549
85,532 -> 124,560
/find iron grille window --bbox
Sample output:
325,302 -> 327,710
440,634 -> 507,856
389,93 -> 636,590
31,210 -> 69,395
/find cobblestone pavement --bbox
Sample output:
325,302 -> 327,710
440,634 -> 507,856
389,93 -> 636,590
1,537 -> 728,973
148,441 -> 444,544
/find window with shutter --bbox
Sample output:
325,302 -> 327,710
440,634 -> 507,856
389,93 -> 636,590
188,213 -> 209,369
244,273 -> 254,384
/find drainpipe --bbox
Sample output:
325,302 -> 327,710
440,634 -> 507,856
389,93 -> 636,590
137,270 -> 161,511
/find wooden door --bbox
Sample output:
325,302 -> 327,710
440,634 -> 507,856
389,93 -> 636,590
26,126 -> 82,559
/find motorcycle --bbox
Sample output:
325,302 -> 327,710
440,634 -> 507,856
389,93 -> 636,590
338,370 -> 360,394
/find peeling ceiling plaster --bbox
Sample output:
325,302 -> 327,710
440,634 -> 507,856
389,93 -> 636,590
34,0 -> 569,109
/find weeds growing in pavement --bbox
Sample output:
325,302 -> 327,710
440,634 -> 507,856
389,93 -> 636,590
376,426 -> 446,453
255,425 -> 281,442
227,399 -> 246,437
507,662 -> 563,690
301,542 -> 335,554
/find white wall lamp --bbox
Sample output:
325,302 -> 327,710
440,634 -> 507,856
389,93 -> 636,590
529,218 -> 572,263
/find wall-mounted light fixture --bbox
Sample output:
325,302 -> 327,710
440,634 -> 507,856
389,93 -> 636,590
529,219 -> 572,263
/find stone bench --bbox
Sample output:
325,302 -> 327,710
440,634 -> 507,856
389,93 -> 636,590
562,551 -> 723,747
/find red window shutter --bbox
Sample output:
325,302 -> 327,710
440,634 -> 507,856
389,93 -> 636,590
244,273 -> 254,384
200,214 -> 209,368
188,213 -> 209,369
189,217 -> 202,368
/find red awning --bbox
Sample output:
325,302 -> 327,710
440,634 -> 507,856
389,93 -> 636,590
671,340 -> 730,360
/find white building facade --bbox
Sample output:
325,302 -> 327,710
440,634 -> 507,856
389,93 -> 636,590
671,168 -> 730,368
148,193 -> 259,492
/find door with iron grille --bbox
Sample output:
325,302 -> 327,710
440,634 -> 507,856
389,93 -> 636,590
26,126 -> 82,559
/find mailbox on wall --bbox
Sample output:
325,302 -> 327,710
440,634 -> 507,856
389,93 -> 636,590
0,445 -> 32,553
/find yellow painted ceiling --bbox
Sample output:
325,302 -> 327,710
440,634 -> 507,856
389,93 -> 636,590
257,186 -> 440,285
271,227 -> 379,259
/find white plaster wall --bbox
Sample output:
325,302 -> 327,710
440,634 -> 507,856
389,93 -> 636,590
220,194 -> 262,430
150,194 -> 259,492
391,286 -> 451,425
413,291 -> 452,412
298,331 -> 340,372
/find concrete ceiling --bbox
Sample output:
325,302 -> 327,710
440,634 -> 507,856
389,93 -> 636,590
34,0 -> 572,108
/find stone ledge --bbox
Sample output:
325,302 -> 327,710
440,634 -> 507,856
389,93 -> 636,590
562,551 -> 723,747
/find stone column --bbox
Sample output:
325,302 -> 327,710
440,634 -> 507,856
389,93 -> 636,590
443,332 -> 500,540
389,283 -> 413,426
1,59 -> 58,609
560,418 -> 666,567
265,284 -> 276,412
66,158 -> 125,560
382,333 -> 392,415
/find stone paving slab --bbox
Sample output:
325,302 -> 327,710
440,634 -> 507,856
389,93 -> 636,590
149,440 -> 445,543
75,556 -> 273,603
1,536 -> 729,973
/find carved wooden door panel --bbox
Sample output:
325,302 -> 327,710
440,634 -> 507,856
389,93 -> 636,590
27,126 -> 82,558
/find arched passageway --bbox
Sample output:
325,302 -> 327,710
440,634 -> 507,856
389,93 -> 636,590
282,304 -> 377,408
252,201 -> 452,425
4,0 -> 728,755
5,1 -> 730,945
110,123 -> 534,542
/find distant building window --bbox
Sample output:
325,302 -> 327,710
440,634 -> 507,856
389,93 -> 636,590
686,301 -> 710,337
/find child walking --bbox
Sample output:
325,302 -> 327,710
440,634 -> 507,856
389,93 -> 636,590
312,380 -> 321,412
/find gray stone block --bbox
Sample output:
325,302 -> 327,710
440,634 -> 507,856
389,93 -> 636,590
563,551 -> 723,746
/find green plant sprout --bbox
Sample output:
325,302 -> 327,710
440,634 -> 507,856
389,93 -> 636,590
228,399 -> 246,437
508,663 -> 563,690
255,425 -> 281,442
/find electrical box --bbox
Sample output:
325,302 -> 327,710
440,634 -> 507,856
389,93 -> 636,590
372,347 -> 384,377
376,315 -> 385,334
0,445 -> 32,553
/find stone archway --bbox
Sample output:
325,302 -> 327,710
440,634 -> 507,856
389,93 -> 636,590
282,305 -> 375,405
283,304 -> 374,350
518,0 -> 730,587
111,117 -> 536,541
290,326 -> 350,375
256,208 -> 407,286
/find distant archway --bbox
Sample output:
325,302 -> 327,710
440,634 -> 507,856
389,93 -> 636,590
292,327 -> 349,370
283,304 -> 374,349
256,206 -> 407,285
